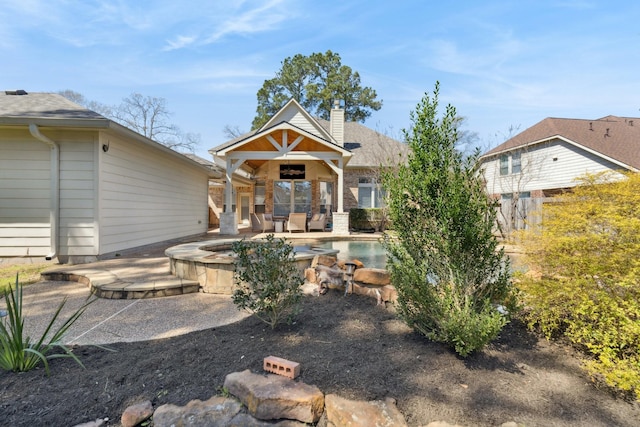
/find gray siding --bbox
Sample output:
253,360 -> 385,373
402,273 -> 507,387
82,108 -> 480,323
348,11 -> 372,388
58,136 -> 98,257
0,131 -> 51,257
98,132 -> 209,254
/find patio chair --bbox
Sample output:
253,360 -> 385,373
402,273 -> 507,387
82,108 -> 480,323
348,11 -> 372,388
260,213 -> 275,233
287,213 -> 307,233
251,213 -> 262,232
308,213 -> 327,231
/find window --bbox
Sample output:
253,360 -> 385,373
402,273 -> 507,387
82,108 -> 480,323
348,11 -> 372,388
500,152 -> 522,175
500,155 -> 509,175
512,152 -> 521,174
273,180 -> 311,217
358,177 -> 385,208
501,191 -> 530,200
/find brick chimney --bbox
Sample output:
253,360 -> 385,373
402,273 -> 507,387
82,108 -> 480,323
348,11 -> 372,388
329,99 -> 344,146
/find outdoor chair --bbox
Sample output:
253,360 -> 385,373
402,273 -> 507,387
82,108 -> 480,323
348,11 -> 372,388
287,213 -> 307,233
308,213 -> 327,231
260,213 -> 275,233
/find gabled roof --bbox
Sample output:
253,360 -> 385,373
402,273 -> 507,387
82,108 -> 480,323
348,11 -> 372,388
214,121 -> 350,157
481,115 -> 640,170
211,99 -> 407,169
259,98 -> 334,142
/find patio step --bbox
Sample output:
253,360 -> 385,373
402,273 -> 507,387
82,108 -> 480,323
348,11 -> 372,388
41,267 -> 200,299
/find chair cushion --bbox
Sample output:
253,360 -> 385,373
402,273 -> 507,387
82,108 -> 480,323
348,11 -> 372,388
311,213 -> 320,221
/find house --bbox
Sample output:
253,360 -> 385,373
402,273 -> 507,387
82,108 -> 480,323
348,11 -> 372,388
209,99 -> 407,235
0,91 -> 220,264
479,115 -> 640,231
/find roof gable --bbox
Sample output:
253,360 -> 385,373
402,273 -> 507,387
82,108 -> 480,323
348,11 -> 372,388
259,98 -> 333,142
481,116 -> 640,170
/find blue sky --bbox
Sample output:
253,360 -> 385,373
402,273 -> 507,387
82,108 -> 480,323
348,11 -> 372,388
2,0 -> 639,158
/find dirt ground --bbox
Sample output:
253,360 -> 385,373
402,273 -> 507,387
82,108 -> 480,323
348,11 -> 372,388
1,290 -> 639,427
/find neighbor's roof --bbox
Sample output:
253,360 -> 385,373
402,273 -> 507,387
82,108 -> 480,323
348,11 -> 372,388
482,115 -> 640,170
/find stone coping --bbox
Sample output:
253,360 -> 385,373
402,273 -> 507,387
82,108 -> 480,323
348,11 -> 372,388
163,235 -> 377,264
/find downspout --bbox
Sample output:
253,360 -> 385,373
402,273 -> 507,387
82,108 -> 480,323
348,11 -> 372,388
28,124 -> 59,260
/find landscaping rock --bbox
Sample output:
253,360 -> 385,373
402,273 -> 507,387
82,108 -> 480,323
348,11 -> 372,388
121,400 -> 153,427
228,413 -> 308,426
153,396 -> 242,427
324,394 -> 407,427
311,254 -> 337,268
351,283 -> 398,305
353,268 -> 390,286
224,370 -> 324,423
337,259 -> 365,269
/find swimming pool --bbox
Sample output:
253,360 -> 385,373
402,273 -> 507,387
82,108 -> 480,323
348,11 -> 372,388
310,239 -> 387,269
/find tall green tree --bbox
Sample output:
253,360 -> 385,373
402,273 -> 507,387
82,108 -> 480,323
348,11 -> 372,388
382,82 -> 515,356
252,50 -> 382,129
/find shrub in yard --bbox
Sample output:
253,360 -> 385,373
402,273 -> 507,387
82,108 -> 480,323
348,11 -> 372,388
232,235 -> 303,329
516,171 -> 640,400
381,82 -> 516,357
0,274 -> 93,375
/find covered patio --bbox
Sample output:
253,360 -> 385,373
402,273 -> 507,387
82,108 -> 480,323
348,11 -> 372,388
211,99 -> 353,236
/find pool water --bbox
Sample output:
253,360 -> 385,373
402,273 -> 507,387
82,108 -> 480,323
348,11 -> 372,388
312,240 -> 387,269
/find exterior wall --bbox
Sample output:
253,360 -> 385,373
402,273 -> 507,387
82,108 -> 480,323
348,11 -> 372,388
56,132 -> 99,260
97,131 -> 209,255
208,185 -> 224,228
482,139 -> 627,197
0,129 -> 52,257
344,168 -> 379,211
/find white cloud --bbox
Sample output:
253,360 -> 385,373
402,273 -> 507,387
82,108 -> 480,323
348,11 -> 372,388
204,0 -> 290,44
163,35 -> 198,51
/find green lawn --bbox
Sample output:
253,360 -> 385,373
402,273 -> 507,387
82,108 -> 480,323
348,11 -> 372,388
0,262 -> 52,295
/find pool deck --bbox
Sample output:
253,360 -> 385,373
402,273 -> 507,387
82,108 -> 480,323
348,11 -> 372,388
41,227 -> 383,299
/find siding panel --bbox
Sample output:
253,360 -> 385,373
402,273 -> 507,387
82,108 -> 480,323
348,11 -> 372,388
0,133 -> 52,257
98,132 -> 209,254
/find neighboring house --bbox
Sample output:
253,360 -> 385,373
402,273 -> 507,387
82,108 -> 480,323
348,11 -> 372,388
210,99 -> 407,235
479,115 -> 640,231
0,91 -> 219,263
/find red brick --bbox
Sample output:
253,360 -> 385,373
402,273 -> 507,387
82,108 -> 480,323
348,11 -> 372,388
263,356 -> 300,379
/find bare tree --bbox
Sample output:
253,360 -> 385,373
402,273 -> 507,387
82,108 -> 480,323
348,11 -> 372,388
57,89 -> 113,117
58,90 -> 199,153
112,93 -> 198,152
482,138 -> 548,238
222,124 -> 246,139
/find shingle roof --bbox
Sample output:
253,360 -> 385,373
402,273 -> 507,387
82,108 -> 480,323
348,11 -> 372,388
0,91 -> 106,120
482,115 -> 640,170
317,120 -> 408,168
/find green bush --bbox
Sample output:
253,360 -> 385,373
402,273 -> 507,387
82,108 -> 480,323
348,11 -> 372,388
517,172 -> 640,400
381,82 -> 515,356
349,208 -> 388,231
0,275 -> 93,375
231,235 -> 303,329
